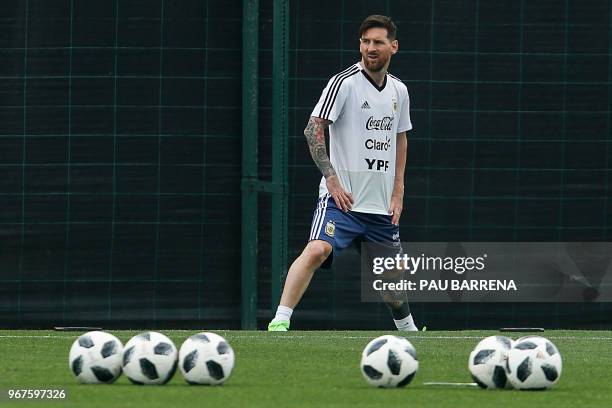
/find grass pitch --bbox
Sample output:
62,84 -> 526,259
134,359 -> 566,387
1,330 -> 611,408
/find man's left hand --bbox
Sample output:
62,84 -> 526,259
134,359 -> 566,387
389,193 -> 403,226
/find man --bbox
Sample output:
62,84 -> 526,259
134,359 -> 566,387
268,15 -> 417,332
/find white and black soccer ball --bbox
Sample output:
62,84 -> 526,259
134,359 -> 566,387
468,335 -> 513,389
122,331 -> 178,385
506,336 -> 562,390
179,332 -> 235,385
68,331 -> 123,384
360,335 -> 418,388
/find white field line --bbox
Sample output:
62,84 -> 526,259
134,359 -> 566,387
228,335 -> 612,340
0,335 -> 76,339
1,334 -> 612,341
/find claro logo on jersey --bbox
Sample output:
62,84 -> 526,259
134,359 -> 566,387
365,136 -> 391,151
365,116 -> 394,131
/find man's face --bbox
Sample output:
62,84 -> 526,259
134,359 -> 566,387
359,27 -> 398,72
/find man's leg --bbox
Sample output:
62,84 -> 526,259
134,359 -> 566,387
361,214 -> 419,332
385,299 -> 418,332
270,194 -> 361,331
279,240 -> 332,309
268,240 -> 332,331
376,263 -> 418,332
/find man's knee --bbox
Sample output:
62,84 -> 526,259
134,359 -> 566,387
385,300 -> 403,310
302,241 -> 332,267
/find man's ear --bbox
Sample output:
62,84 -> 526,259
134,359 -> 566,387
391,39 -> 399,55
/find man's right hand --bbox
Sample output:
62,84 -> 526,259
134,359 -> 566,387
326,175 -> 353,212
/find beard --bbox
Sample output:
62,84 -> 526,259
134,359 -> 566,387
362,53 -> 389,72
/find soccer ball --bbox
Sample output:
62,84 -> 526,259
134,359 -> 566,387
506,336 -> 562,390
178,332 -> 235,385
122,332 -> 178,385
68,331 -> 123,384
468,335 -> 513,389
360,335 -> 418,388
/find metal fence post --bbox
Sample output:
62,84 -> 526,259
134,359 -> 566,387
271,0 -> 290,309
241,0 -> 259,329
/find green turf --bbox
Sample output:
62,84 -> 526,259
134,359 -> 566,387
1,330 -> 611,407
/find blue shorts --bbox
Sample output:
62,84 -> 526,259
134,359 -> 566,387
308,194 -> 402,269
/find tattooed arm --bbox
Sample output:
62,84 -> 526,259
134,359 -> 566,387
304,116 -> 353,211
304,116 -> 335,178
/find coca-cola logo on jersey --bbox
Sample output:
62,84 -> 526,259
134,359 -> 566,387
366,116 -> 394,131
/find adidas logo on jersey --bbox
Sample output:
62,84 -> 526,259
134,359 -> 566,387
361,101 -> 371,109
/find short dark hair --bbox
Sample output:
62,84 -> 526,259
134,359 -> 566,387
359,15 -> 397,41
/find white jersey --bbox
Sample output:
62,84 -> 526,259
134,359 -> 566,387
311,62 -> 412,215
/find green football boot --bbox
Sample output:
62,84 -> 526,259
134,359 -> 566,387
267,320 -> 290,331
